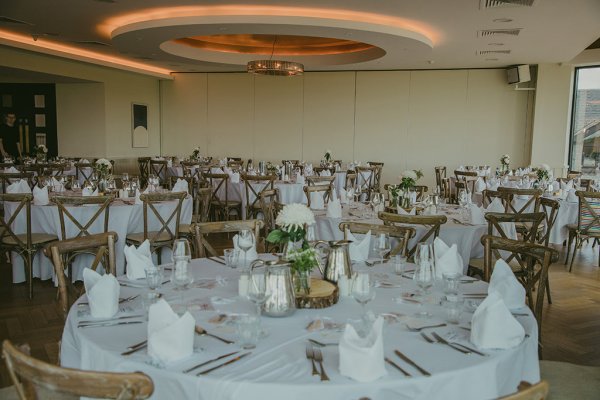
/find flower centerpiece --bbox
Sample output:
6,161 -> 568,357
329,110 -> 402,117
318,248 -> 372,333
397,169 -> 424,208
190,147 -> 201,161
500,154 -> 510,175
266,203 -> 317,294
324,149 -> 332,164
265,161 -> 280,176
536,163 -> 551,182
34,144 -> 47,163
93,158 -> 112,191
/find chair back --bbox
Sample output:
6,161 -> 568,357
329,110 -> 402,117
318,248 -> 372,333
567,170 -> 581,180
259,188 -> 282,233
304,184 -> 333,208
51,195 -> 114,240
139,192 -> 186,244
204,172 -> 233,220
149,159 -> 169,186
193,187 -> 212,223
539,197 -> 560,246
192,220 -> 264,258
2,339 -> 153,400
575,190 -> 600,234
181,160 -> 202,181
339,222 -> 415,257
498,381 -> 549,400
485,212 -> 544,244
137,157 -> 151,187
46,232 -> 118,320
434,166 -> 447,192
344,172 -> 357,190
497,187 -> 542,215
74,162 -> 94,187
454,170 -> 479,194
0,172 -> 34,192
378,211 -> 447,258
368,162 -> 384,191
356,166 -> 376,198
0,193 -> 33,249
313,166 -> 335,176
241,174 -> 276,218
414,185 -> 428,202
481,189 -> 507,208
306,175 -> 335,186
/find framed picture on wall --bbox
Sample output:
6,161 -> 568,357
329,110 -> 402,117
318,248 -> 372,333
132,102 -> 149,148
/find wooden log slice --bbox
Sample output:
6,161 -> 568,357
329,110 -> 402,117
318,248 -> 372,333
295,278 -> 339,309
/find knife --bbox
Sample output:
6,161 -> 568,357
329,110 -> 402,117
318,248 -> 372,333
121,343 -> 147,356
197,352 -> 251,375
183,351 -> 240,373
78,315 -> 144,324
78,320 -> 144,329
210,257 -> 226,266
385,357 -> 411,377
394,349 -> 431,376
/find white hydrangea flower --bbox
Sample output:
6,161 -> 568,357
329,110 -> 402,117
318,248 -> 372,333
95,158 -> 112,169
402,170 -> 418,180
540,163 -> 551,171
275,203 -> 315,229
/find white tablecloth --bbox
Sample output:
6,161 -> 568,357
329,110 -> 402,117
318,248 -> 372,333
5,194 -> 192,283
61,259 -> 539,400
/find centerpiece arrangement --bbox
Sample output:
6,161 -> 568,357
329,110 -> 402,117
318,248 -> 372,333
396,169 -> 424,208
34,144 -> 47,163
324,149 -> 332,163
534,163 -> 551,189
265,161 -> 280,176
190,147 -> 201,161
266,203 -> 318,294
500,154 -> 510,175
93,158 -> 113,192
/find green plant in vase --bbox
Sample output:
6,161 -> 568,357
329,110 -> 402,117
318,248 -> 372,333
34,144 -> 47,163
398,169 -> 424,208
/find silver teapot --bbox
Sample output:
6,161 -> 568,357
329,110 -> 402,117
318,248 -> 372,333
250,259 -> 296,317
314,240 -> 353,284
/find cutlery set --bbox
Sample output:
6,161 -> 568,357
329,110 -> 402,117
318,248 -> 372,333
305,344 -> 329,381
420,332 -> 487,356
78,294 -> 139,307
392,349 -> 431,376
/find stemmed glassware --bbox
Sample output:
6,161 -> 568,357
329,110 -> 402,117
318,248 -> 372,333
246,265 -> 270,316
352,270 -> 376,319
237,229 -> 255,269
413,243 -> 435,295
345,186 -> 355,205
171,239 -> 193,309
370,192 -> 381,218
372,233 -> 390,266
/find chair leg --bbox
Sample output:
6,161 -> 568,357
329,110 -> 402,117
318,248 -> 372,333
26,251 -> 33,299
545,276 -> 552,304
569,236 -> 579,273
565,232 -> 573,265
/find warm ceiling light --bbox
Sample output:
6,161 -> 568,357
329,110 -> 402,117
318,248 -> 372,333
493,18 -> 513,23
247,59 -> 304,76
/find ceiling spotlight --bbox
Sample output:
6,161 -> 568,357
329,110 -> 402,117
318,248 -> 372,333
493,18 -> 513,23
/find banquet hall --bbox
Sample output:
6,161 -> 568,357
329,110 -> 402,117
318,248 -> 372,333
0,0 -> 599,399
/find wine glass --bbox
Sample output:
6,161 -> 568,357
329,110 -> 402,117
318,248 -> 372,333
352,270 -> 376,318
370,192 -> 381,218
237,229 -> 255,269
413,243 -> 435,295
247,265 -> 269,316
345,186 -> 355,205
171,239 -> 193,290
372,233 -> 390,266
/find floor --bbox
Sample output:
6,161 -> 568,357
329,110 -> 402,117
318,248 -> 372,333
0,243 -> 599,388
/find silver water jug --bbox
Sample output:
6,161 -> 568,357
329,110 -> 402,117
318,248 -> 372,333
314,240 -> 353,284
258,161 -> 266,175
250,259 -> 296,317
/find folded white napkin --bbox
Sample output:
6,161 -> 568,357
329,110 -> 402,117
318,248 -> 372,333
320,170 -> 331,177
475,177 -> 486,193
124,240 -> 155,280
82,187 -> 98,196
304,164 -> 313,176
167,159 -> 173,168
134,189 -> 142,205
6,179 -> 31,194
488,259 -> 526,310
50,177 -> 65,193
148,299 -> 195,364
470,292 -> 525,349
79,158 -> 89,163
396,205 -> 416,215
469,203 -> 487,225
233,234 -> 258,265
296,174 -> 305,185
485,197 -> 504,213
457,165 -> 465,171
339,188 -> 348,204
566,190 -> 578,203
339,316 -> 387,382
230,172 -> 240,184
433,237 -> 463,278
32,185 -> 49,206
326,198 -> 343,218
346,229 -> 371,262
5,166 -> 18,173
83,269 -> 120,319
560,180 -> 573,191
310,192 -> 325,210
171,178 -> 189,193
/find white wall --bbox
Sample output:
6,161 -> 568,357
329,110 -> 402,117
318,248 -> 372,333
161,69 -> 533,188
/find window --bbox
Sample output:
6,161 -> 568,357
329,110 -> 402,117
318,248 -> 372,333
569,66 -> 600,176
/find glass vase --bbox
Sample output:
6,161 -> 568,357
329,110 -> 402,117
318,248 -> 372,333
293,270 -> 311,295
282,240 -> 303,260
36,153 -> 46,163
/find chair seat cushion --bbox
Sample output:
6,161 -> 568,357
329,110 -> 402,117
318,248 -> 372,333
126,231 -> 174,243
540,360 -> 600,400
2,233 -> 58,246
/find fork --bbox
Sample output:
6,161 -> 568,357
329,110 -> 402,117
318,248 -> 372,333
420,332 -> 435,343
308,339 -> 337,347
312,347 -> 330,381
430,332 -> 470,354
305,345 -> 319,376
406,323 -> 447,332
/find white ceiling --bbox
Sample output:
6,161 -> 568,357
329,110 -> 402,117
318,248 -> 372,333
0,0 -> 599,78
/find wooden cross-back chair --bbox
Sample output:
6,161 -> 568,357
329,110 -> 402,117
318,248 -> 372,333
454,170 -> 479,195
204,172 -> 242,221
566,170 -> 581,180
339,222 -> 416,258
306,175 -> 335,186
192,219 -> 264,258
344,171 -> 357,191
304,184 -> 333,208
367,162 -> 384,191
74,162 -> 94,187
0,172 -> 34,192
482,235 -> 558,355
538,197 -> 560,304
181,160 -> 202,183
498,380 -> 549,400
241,173 -> 276,219
378,211 -> 447,259
149,159 -> 169,187
441,177 -> 452,201
259,188 -> 282,236
413,185 -> 428,202
126,191 -> 186,264
565,191 -> 600,271
481,189 -> 507,208
0,194 -> 58,298
137,157 -> 151,188
227,160 -> 244,171
2,339 -> 153,400
434,166 -> 447,192
313,166 -> 335,176
497,187 -> 542,238
45,232 -> 118,320
355,166 -> 376,199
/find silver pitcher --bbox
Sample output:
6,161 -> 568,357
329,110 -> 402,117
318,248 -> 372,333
314,240 -> 353,284
258,161 -> 266,175
250,259 -> 296,317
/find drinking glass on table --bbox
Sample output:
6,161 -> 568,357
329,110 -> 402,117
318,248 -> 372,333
369,192 -> 381,218
413,243 -> 435,295
372,233 -> 390,266
352,270 -> 376,318
247,265 -> 269,316
171,239 -> 192,289
345,186 -> 355,205
237,229 -> 255,269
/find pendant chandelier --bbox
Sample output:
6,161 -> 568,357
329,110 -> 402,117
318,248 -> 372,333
247,36 -> 304,76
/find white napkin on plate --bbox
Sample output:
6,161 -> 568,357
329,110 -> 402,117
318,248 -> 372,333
396,205 -> 416,215
233,234 -> 258,264
488,259 -> 526,310
470,291 -> 525,350
124,240 -> 155,281
148,299 -> 195,364
310,192 -> 325,210
566,190 -> 578,203
469,203 -> 487,225
339,316 -> 387,382
339,188 -> 348,204
433,237 -> 463,278
475,177 -> 486,193
6,179 -> 31,194
346,229 -> 371,262
296,174 -> 305,185
171,178 -> 189,193
50,177 -> 65,192
83,269 -> 120,319
82,187 -> 98,196
326,198 -> 343,218
32,185 -> 49,206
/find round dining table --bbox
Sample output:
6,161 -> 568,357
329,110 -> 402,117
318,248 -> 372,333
60,258 -> 539,400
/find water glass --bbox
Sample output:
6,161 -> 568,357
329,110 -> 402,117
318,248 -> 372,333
223,248 -> 239,268
443,298 -> 463,324
413,244 -> 435,294
352,270 -> 376,315
442,272 -> 461,295
391,255 -> 407,276
372,233 -> 390,265
236,314 -> 260,349
145,267 -> 163,291
238,229 -> 255,269
247,266 -> 269,316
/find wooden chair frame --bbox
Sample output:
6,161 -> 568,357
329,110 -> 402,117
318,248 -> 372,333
259,188 -> 282,234
497,187 -> 542,215
413,185 -> 428,202
149,159 -> 169,187
454,170 -> 479,195
367,162 -> 384,191
498,380 -> 549,400
565,190 -> 600,271
306,175 -> 335,186
2,339 -> 153,400
52,195 -> 114,240
192,220 -> 264,258
378,211 -> 447,259
434,166 -> 446,193
0,172 -> 34,193
339,222 -> 415,257
204,172 -> 241,221
344,172 -> 357,191
241,174 -> 276,219
137,192 -> 186,244
304,184 -> 333,208
356,166 -> 376,198
137,157 -> 151,188
74,162 -> 94,187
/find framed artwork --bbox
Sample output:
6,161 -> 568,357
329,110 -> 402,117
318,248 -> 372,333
132,102 -> 149,148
